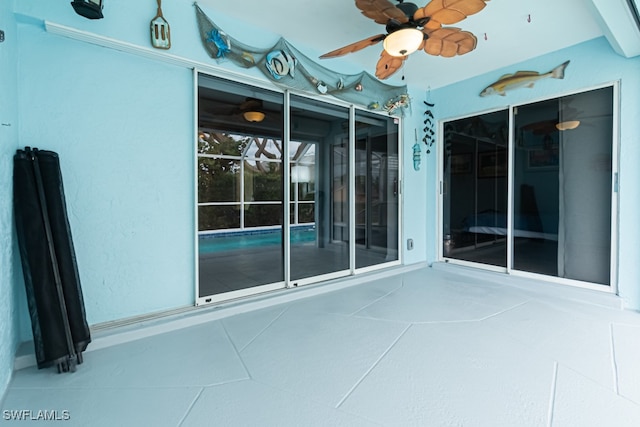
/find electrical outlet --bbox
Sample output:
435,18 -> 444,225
0,30 -> 5,43
407,239 -> 414,250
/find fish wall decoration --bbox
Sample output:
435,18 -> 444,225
480,61 -> 570,97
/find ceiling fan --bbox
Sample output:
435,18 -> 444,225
320,0 -> 490,79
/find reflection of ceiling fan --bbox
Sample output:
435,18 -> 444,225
201,97 -> 267,123
238,98 -> 266,122
522,102 -> 584,136
320,0 -> 490,79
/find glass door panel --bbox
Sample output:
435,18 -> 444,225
513,86 -> 613,285
354,110 -> 399,269
197,76 -> 284,298
332,139 -> 349,249
289,96 -> 350,281
442,110 -> 509,267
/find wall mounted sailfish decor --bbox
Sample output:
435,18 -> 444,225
480,60 -> 570,97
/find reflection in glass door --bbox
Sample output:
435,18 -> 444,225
442,86 -> 615,288
513,86 -> 613,285
355,110 -> 400,269
442,110 -> 509,267
289,96 -> 350,282
197,76 -> 284,300
197,75 -> 402,303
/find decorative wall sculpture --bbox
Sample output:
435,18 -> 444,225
194,4 -> 410,115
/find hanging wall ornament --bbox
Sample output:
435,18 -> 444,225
150,0 -> 171,49
206,30 -> 231,58
194,3 -> 409,115
412,130 -> 421,171
384,94 -> 410,114
423,88 -> 435,154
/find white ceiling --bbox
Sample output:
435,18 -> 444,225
196,0 -> 638,91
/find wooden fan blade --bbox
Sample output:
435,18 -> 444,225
423,27 -> 477,57
320,34 -> 386,58
423,19 -> 443,31
375,49 -> 408,79
415,0 -> 489,25
355,0 -> 409,25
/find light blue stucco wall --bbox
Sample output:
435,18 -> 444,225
431,37 -> 640,310
14,23 -> 196,329
7,0 -> 428,350
401,85 -> 429,265
0,0 -> 19,404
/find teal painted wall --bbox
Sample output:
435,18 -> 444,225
431,37 -> 640,310
0,0 -> 19,404
7,0 -> 428,350
14,23 -> 196,329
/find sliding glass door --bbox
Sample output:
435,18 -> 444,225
442,85 -> 615,288
355,111 -> 400,269
288,96 -> 350,282
442,110 -> 509,267
197,77 -> 285,300
513,86 -> 613,284
197,75 -> 401,303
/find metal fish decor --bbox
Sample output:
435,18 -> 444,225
480,61 -> 570,97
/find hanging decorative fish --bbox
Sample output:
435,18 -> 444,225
413,142 -> 421,171
480,61 -> 570,97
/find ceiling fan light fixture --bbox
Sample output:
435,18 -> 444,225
383,28 -> 423,57
243,111 -> 265,123
556,120 -> 580,131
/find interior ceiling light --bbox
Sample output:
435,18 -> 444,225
319,0 -> 489,79
556,120 -> 581,131
382,28 -> 424,57
243,111 -> 265,123
71,0 -> 104,19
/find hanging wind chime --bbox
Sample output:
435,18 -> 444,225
423,89 -> 435,153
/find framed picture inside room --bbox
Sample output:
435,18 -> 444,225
527,146 -> 559,170
477,149 -> 507,178
450,153 -> 472,174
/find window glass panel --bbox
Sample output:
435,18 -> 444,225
442,86 -> 613,287
442,110 -> 509,267
198,132 -> 247,156
332,142 -> 349,242
244,204 -> 282,227
198,205 -> 240,231
198,74 -> 284,298
244,137 -> 283,160
298,202 -> 314,223
354,110 -> 399,269
513,86 -> 613,285
244,162 -> 282,202
289,95 -> 350,280
198,158 -> 240,203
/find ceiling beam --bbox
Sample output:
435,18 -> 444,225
589,0 -> 640,57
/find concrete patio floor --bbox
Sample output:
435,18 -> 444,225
2,264 -> 640,426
